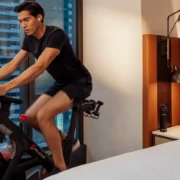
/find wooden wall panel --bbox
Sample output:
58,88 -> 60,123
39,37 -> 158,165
143,35 -> 180,148
143,34 -> 158,148
171,37 -> 180,126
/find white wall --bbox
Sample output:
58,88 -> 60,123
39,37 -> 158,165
83,0 -> 142,162
142,0 -> 180,37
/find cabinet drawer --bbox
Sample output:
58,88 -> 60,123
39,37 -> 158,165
154,136 -> 176,145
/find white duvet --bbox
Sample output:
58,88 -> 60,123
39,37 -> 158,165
45,140 -> 180,180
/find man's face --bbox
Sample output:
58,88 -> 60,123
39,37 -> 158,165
18,10 -> 40,36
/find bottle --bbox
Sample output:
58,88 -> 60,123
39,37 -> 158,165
159,104 -> 168,132
0,136 -> 15,160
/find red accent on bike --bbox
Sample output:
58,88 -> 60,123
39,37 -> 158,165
30,144 -> 36,150
1,152 -> 12,159
19,114 -> 28,121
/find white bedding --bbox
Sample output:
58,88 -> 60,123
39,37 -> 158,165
45,140 -> 180,180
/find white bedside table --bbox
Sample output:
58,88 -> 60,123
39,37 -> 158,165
152,125 -> 180,146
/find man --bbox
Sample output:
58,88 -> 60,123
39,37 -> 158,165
0,2 -> 92,171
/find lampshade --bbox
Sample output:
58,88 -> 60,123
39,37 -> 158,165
166,10 -> 180,82
170,65 -> 180,82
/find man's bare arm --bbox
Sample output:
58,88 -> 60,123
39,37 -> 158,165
4,47 -> 60,92
0,49 -> 29,80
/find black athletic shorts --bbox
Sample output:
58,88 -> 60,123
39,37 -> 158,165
44,76 -> 92,107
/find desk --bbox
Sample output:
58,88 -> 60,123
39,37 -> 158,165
152,125 -> 180,145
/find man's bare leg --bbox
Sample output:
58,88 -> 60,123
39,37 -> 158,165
25,94 -> 52,131
36,91 -> 73,171
25,94 -> 68,141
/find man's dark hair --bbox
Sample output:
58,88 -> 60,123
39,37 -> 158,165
14,2 -> 45,23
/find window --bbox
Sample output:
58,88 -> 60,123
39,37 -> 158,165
31,0 -> 79,147
0,0 -> 82,148
0,0 -> 24,126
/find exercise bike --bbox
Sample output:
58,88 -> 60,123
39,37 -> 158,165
0,95 -> 103,180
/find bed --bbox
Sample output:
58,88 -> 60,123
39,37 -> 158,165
45,140 -> 180,180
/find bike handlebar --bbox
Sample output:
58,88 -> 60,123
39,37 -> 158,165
0,96 -> 22,104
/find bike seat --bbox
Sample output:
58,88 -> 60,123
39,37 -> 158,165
0,96 -> 22,104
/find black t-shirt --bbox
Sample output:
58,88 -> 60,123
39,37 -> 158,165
21,25 -> 91,84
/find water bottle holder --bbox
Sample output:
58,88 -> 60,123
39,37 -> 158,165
0,139 -> 16,160
0,152 -> 12,160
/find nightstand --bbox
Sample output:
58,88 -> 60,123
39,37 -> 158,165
152,125 -> 180,146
